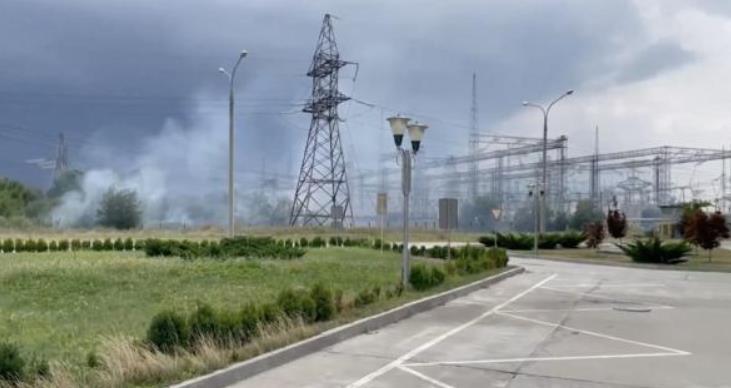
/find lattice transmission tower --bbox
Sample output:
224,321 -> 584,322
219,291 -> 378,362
290,14 -> 354,227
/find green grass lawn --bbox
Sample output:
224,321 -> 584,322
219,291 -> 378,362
530,247 -> 731,272
0,247 -> 495,372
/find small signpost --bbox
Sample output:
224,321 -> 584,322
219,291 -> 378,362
439,198 -> 459,260
491,207 -> 503,249
376,193 -> 388,255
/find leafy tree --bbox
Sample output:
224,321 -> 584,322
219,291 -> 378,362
96,188 -> 142,229
584,221 -> 605,249
677,200 -> 711,237
0,178 -> 40,218
606,209 -> 627,240
684,209 -> 729,261
570,200 -> 604,230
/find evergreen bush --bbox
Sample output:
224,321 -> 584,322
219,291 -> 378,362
0,342 -> 25,382
147,311 -> 189,353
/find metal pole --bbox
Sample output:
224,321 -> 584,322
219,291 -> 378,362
219,52 -> 247,237
541,112 -> 548,234
228,81 -> 235,237
401,149 -> 412,287
534,188 -> 539,254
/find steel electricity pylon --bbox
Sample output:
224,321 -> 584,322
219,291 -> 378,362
290,14 -> 354,227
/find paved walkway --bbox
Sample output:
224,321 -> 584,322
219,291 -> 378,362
230,257 -> 731,387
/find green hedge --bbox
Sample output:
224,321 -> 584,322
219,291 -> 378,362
143,236 -> 305,260
146,281 -> 403,354
478,231 -> 586,250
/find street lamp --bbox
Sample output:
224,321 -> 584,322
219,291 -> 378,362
522,89 -> 573,234
219,49 -> 248,237
387,115 -> 427,287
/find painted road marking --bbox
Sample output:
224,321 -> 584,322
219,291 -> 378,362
346,274 -> 558,388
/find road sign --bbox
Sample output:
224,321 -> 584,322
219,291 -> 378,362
491,208 -> 503,221
376,193 -> 388,215
439,198 -> 458,230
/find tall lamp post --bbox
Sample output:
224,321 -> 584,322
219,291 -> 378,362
219,50 -> 248,237
522,89 -> 573,234
387,116 -> 428,287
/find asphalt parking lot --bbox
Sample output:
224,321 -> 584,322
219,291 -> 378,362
230,257 -> 731,388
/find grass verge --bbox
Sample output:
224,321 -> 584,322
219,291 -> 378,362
0,246 -> 505,387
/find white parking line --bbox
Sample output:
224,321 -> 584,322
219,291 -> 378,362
403,352 -> 688,368
498,311 -> 690,355
545,283 -> 665,288
346,274 -> 558,388
499,306 -> 674,313
397,365 -> 455,388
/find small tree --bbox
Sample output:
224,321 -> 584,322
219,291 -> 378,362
606,209 -> 627,241
96,189 -> 142,230
584,221 -> 605,249
684,209 -> 729,262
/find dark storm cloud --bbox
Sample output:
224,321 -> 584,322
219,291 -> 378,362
0,0 -> 706,189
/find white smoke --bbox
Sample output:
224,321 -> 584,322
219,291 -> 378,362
51,97 -> 242,228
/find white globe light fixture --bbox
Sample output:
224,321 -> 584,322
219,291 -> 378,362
407,122 -> 428,153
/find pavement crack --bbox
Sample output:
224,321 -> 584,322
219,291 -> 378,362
435,363 -> 655,388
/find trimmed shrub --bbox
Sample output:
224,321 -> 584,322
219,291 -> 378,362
147,311 -> 189,352
48,240 -> 59,252
617,237 -> 691,264
556,231 -> 585,248
373,238 -> 383,249
113,238 -> 124,251
354,288 -> 377,307
92,240 -> 104,251
2,239 -> 13,253
477,235 -> 496,247
310,283 -> 335,322
0,342 -> 25,382
409,264 -> 446,291
124,237 -> 134,251
58,240 -> 69,252
410,245 -> 419,256
257,303 -> 282,324
70,239 -> 81,251
36,239 -> 48,253
102,238 -> 113,251
277,289 -> 317,323
537,233 -> 560,249
235,304 -> 261,342
333,289 -> 345,313
311,236 -> 326,248
189,304 -> 222,341
328,236 -> 338,247
13,239 -> 24,253
496,233 -> 534,250
299,237 -> 309,248
81,240 -> 91,250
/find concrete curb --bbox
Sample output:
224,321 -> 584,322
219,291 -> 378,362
510,253 -> 731,273
171,266 -> 525,388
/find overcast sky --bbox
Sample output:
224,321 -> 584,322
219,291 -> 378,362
1,0 -> 730,194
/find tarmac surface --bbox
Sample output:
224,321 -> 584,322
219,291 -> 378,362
230,257 -> 731,388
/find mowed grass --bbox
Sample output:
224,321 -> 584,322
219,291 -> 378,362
533,247 -> 731,272
0,247 -> 436,367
